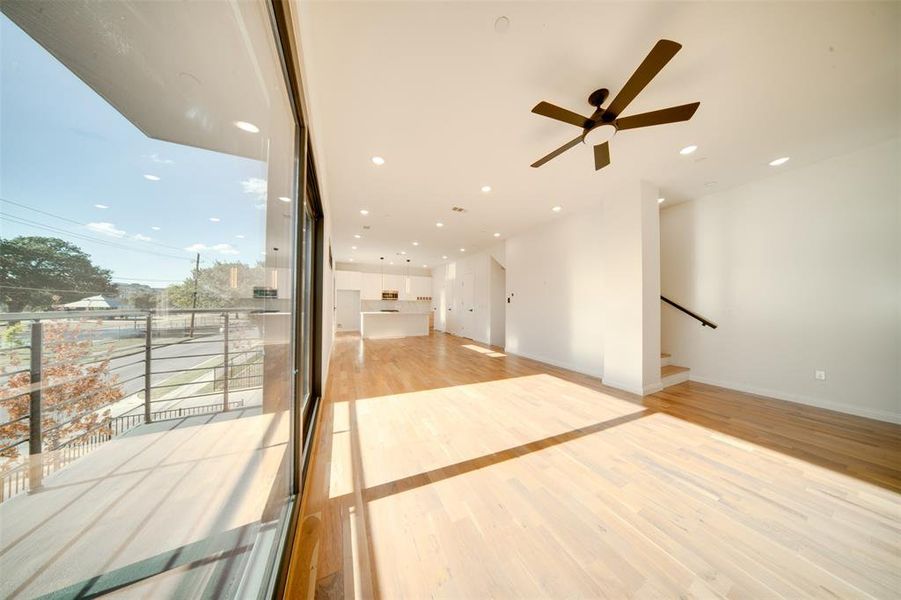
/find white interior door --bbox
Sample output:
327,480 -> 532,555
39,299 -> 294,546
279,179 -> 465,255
459,272 -> 474,339
335,289 -> 361,331
445,276 -> 456,334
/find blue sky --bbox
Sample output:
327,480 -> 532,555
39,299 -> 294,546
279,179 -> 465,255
0,14 -> 269,290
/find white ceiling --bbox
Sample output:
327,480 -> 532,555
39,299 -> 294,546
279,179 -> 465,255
3,0 -> 285,161
299,1 -> 900,267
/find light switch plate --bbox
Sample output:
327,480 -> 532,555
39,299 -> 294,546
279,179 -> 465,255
815,370 -> 826,381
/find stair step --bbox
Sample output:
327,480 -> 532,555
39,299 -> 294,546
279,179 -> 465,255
661,352 -> 672,367
661,364 -> 690,388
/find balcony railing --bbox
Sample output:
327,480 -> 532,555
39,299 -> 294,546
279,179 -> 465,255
0,308 -> 266,503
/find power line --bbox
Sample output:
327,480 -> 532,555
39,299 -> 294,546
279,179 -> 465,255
1,214 -> 195,262
0,197 -> 196,255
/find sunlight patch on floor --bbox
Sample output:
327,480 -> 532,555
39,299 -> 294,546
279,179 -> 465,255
461,344 -> 506,357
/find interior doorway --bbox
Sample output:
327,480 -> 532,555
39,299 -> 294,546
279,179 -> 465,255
489,258 -> 506,348
335,289 -> 361,331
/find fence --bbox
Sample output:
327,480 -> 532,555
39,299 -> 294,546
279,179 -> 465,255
0,308 -> 266,503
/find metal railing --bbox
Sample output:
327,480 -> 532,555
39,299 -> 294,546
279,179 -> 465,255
661,295 -> 718,329
0,308 -> 267,503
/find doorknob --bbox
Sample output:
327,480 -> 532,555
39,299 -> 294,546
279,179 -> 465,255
468,309 -> 473,312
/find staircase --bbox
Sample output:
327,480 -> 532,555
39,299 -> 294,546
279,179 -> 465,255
660,353 -> 690,388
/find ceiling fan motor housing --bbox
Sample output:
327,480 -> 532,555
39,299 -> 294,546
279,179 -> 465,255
582,122 -> 617,145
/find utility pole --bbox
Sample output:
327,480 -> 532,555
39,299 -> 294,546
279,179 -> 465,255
188,252 -> 200,338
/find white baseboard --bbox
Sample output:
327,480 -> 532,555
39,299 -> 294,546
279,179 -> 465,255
506,348 -> 604,379
689,374 -> 901,425
643,382 -> 664,395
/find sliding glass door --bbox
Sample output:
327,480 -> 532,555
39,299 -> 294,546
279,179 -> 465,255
0,1 -> 313,597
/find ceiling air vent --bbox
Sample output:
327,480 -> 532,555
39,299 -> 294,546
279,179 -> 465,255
451,206 -> 466,213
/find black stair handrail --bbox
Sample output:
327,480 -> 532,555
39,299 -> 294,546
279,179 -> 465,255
661,296 -> 718,329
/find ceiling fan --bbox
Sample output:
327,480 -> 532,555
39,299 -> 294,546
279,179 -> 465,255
530,39 -> 700,171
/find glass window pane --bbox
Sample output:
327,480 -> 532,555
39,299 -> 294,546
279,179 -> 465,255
0,2 -> 296,597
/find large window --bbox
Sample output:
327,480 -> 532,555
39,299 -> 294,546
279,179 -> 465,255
0,2 -> 308,597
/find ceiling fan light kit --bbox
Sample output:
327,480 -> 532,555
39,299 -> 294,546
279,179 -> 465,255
530,39 -> 700,171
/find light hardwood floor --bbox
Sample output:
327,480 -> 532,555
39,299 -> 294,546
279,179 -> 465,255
287,331 -> 901,599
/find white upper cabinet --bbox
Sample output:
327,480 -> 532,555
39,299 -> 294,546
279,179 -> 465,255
383,273 -> 404,293
361,272 -> 381,300
413,276 -> 432,299
335,270 -> 362,290
345,270 -> 432,300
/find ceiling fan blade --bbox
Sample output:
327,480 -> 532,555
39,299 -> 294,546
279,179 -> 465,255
593,142 -> 611,171
603,39 -> 682,121
614,102 -> 700,131
532,101 -> 592,128
531,135 -> 583,168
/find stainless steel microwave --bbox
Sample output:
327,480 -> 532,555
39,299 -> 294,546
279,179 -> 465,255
381,290 -> 399,300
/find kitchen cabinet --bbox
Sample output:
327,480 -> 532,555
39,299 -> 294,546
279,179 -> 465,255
383,274 -> 404,294
361,272 -> 381,300
341,270 -> 432,301
335,270 -> 362,290
413,276 -> 432,299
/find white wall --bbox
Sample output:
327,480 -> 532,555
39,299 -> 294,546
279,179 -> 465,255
600,182 -> 661,395
431,243 -> 504,345
489,257 -> 506,347
661,138 -> 901,423
505,209 -> 605,377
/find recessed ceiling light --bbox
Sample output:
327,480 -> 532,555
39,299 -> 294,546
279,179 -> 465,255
412,241 -> 419,246
481,185 -> 492,193
552,206 -> 562,212
94,203 -> 109,209
493,232 -> 501,237
351,246 -> 357,250
422,264 -> 428,268
209,217 -> 221,222
436,222 -> 444,228
442,255 -> 448,259
143,174 -> 160,181
769,156 -> 790,166
360,209 -> 369,215
371,156 -> 385,165
235,234 -> 245,239
353,234 -> 362,239
400,251 -> 406,255
679,145 -> 698,155
657,197 -> 665,204
278,196 -> 291,203
349,258 -> 355,262
390,261 -> 394,265
151,226 -> 161,231
234,121 -> 260,133
460,248 -> 466,252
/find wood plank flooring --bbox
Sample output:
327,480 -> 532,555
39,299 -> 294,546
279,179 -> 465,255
286,331 -> 901,599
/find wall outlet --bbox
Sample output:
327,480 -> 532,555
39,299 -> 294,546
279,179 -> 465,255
815,370 -> 826,381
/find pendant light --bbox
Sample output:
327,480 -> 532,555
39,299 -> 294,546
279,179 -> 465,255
380,257 -> 385,292
405,259 -> 411,294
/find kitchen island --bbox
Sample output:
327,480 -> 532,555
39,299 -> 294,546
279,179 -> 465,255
361,311 -> 430,339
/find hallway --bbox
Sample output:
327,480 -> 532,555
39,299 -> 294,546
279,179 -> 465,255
288,331 -> 901,598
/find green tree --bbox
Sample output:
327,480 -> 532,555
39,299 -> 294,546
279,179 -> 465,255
0,237 -> 117,312
164,261 -> 264,308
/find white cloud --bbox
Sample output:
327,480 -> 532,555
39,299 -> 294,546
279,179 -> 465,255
132,234 -> 152,242
184,242 -> 240,256
86,222 -> 126,238
212,243 -> 240,255
241,177 -> 267,201
146,153 -> 174,165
